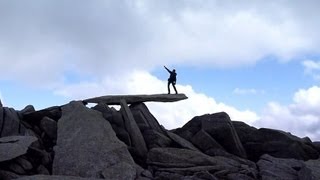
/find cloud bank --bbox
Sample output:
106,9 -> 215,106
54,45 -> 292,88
1,0 -> 319,86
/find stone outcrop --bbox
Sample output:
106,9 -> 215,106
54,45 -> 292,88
147,147 -> 258,179
0,107 -> 27,137
83,93 -> 188,105
233,121 -> 319,161
1,93 -> 320,180
174,112 -> 247,158
52,101 -> 136,179
0,136 -> 37,162
120,99 -> 148,163
257,154 -> 315,180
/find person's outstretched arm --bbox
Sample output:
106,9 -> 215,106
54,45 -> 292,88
164,66 -> 171,73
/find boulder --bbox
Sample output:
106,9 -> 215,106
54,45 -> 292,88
0,136 -> 37,162
190,129 -> 225,156
52,101 -> 136,179
143,129 -> 172,149
101,162 -> 136,180
166,131 -> 199,151
16,175 -> 101,180
312,141 -> 320,153
110,111 -> 125,129
120,100 -> 148,161
236,127 -> 319,161
147,148 -> 257,179
40,117 -> 57,140
1,108 -> 27,137
91,102 -> 113,121
111,125 -> 131,146
23,106 -> 61,125
14,157 -> 33,171
0,169 -> 20,180
36,165 -> 50,175
305,158 -> 320,179
130,103 -> 165,134
174,112 -> 247,158
7,161 -> 26,174
257,154 -> 315,180
18,105 -> 35,119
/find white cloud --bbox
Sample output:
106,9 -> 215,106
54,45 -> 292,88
303,60 -> 320,72
302,60 -> 320,80
54,70 -> 259,129
233,88 -> 265,95
255,86 -> 320,141
0,1 -> 318,86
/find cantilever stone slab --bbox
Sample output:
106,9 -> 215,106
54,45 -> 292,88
83,93 -> 188,105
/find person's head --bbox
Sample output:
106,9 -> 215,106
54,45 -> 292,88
173,69 -> 176,72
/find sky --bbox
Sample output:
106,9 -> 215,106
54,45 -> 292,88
1,0 -> 320,141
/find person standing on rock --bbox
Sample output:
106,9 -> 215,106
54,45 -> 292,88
164,66 -> 178,94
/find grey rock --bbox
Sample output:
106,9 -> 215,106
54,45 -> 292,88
201,112 -> 246,158
0,169 -> 20,180
112,125 -> 131,146
8,161 -> 26,174
92,102 -> 113,120
84,93 -> 188,105
154,171 -> 185,180
130,103 -> 165,134
148,148 -> 257,179
167,131 -> 199,151
187,171 -> 218,180
40,116 -> 57,139
120,99 -> 148,160
53,101 -> 136,179
23,106 -> 61,124
16,175 -> 101,180
190,129 -> 225,155
305,158 -> 320,179
175,112 -> 246,158
110,111 -> 125,129
101,162 -> 136,180
143,129 -> 172,149
28,146 -> 52,166
257,154 -> 310,180
18,105 -> 35,119
15,157 -> 33,171
312,141 -> 320,153
37,165 -> 50,175
0,136 -> 37,162
1,107 -> 27,137
147,147 -> 227,168
233,121 -> 319,161
136,177 -> 153,180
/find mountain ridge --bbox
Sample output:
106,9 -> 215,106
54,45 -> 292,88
0,95 -> 319,179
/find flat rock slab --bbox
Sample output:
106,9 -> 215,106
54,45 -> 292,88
16,175 -> 101,180
83,94 -> 188,105
0,136 -> 37,162
52,101 -> 136,179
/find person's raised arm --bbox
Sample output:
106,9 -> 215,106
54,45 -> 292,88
164,66 -> 171,73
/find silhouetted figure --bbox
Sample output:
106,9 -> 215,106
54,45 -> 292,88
164,66 -> 178,94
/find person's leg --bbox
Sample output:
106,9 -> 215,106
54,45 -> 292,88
173,83 -> 178,94
167,81 -> 171,94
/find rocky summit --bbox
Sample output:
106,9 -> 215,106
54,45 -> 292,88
0,94 -> 320,180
